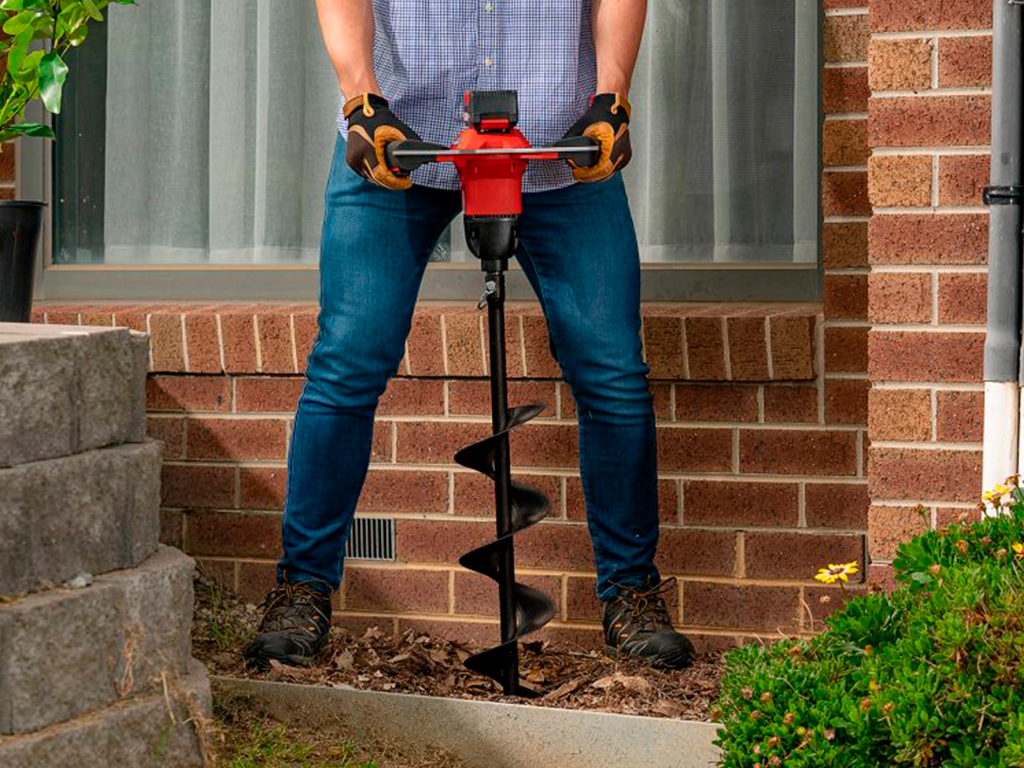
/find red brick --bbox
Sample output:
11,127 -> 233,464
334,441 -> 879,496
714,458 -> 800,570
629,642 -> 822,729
656,427 -> 733,472
869,96 -> 991,148
184,312 -> 222,374
770,316 -> 815,380
825,326 -> 868,373
79,308 -> 115,327
745,532 -> 864,581
869,505 -> 929,561
939,155 -> 990,207
822,119 -> 868,167
938,273 -> 986,325
685,317 -> 727,380
447,380 -> 555,417
195,559 -> 236,592
238,561 -> 279,603
147,416 -> 184,459
521,315 -> 561,379
456,572 -> 560,617
650,383 -> 673,422
869,331 -> 984,383
936,506 -> 981,530
395,520 -> 493,564
292,311 -> 319,374
344,567 -> 449,614
868,155 -> 932,208
868,38 -> 933,91
804,482 -> 870,529
871,0 -> 992,32
823,171 -> 870,217
824,15 -> 869,63
869,214 -> 988,265
824,0 -> 865,9
565,477 -> 677,525
444,310 -> 485,377
372,422 -> 392,462
657,529 -> 738,577
186,417 -> 288,460
935,389 -> 983,443
186,511 -> 281,558
939,36 -> 992,88
739,430 -> 858,476
643,316 -> 686,379
234,376 -> 304,413
240,467 -> 287,510
822,68 -> 869,114
159,509 -> 183,548
146,375 -> 230,412
823,222 -> 868,269
0,142 -> 15,182
868,388 -> 931,441
824,274 -> 868,321
506,423 -> 579,468
148,313 -> 186,373
564,575 -> 679,623
45,308 -> 81,325
360,470 -> 449,514
111,307 -> 148,333
457,472 -> 560,518
256,311 -> 295,374
405,309 -> 445,377
825,379 -> 868,425
805,584 -> 868,627
726,317 -> 770,381
868,447 -> 982,502
484,305 -> 526,379
683,582 -> 800,632
683,480 -> 798,527
763,385 -> 818,424
161,464 -> 235,508
869,272 -> 932,324
220,311 -> 259,374
377,378 -> 445,416
515,522 -> 594,570
674,384 -> 758,423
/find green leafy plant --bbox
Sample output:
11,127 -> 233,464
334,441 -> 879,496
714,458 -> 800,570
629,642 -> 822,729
0,0 -> 133,144
714,488 -> 1024,768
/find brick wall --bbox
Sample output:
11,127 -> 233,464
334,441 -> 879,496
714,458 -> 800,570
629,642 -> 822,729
864,0 -> 992,585
33,302 -> 868,651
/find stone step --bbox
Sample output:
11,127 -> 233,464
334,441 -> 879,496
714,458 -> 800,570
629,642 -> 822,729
0,440 -> 162,595
0,546 -> 197,736
0,659 -> 211,768
0,323 -> 148,469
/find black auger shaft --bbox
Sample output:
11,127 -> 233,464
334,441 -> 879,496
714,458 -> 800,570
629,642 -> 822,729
483,262 -> 520,693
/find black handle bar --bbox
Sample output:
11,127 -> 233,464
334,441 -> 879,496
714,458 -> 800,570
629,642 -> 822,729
385,136 -> 601,175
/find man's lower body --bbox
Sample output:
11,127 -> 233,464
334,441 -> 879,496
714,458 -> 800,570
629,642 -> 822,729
244,136 -> 693,670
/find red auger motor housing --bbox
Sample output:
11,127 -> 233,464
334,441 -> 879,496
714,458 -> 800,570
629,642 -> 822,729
385,92 -> 598,696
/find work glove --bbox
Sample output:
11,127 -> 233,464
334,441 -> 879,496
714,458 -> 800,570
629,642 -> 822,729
343,93 -> 420,191
562,92 -> 632,183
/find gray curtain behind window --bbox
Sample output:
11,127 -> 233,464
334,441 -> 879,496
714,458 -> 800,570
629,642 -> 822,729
98,0 -> 817,265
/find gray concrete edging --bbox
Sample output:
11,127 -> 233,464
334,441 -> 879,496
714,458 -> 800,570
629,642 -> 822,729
215,676 -> 722,768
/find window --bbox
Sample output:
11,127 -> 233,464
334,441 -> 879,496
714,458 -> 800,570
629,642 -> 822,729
44,0 -> 820,302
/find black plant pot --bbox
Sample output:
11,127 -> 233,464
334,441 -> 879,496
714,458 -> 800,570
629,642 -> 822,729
0,201 -> 45,323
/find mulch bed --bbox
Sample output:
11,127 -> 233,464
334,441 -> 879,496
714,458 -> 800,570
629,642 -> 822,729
194,572 -> 724,723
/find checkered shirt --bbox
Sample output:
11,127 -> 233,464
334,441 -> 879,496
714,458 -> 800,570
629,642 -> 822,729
337,0 -> 596,192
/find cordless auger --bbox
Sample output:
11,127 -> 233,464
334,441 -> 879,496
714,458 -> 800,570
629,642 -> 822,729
386,91 -> 598,696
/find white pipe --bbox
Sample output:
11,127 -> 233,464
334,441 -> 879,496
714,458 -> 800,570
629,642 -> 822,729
984,382 -> 1019,512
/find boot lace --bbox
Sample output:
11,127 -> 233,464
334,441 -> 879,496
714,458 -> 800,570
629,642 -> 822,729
258,581 -> 330,635
615,577 -> 677,634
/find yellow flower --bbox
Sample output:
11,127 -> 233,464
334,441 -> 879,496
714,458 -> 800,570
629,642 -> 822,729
1012,543 -> 1024,559
814,562 -> 859,584
983,484 -> 1014,507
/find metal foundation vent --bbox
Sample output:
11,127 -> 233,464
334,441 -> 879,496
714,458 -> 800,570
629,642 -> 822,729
345,517 -> 396,561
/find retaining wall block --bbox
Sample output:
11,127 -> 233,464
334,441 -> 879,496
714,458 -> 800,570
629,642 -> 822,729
0,659 -> 210,768
0,546 -> 196,736
0,441 -> 163,595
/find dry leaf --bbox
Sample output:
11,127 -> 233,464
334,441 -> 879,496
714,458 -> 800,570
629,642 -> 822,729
653,700 -> 684,718
388,653 -> 412,664
544,679 -> 584,701
334,650 -> 354,670
591,672 -> 652,693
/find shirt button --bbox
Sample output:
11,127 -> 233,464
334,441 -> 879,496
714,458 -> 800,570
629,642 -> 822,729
484,56 -> 494,67
485,1 -> 494,11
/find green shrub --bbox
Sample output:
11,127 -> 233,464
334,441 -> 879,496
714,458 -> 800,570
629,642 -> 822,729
714,490 -> 1024,768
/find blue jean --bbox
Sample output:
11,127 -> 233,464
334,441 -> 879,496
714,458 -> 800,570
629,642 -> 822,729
277,136 -> 660,600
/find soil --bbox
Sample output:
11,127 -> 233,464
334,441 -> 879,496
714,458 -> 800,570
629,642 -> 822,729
193,570 -> 724,725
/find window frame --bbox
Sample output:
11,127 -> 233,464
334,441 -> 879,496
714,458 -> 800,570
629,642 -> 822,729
29,3 -> 823,306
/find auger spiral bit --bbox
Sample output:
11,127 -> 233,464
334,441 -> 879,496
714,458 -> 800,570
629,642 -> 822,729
382,90 -> 600,696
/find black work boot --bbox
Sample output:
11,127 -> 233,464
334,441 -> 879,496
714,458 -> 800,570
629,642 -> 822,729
243,580 -> 333,670
602,578 -> 695,670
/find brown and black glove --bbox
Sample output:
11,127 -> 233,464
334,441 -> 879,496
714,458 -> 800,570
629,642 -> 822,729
562,93 -> 632,183
343,93 -> 420,191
